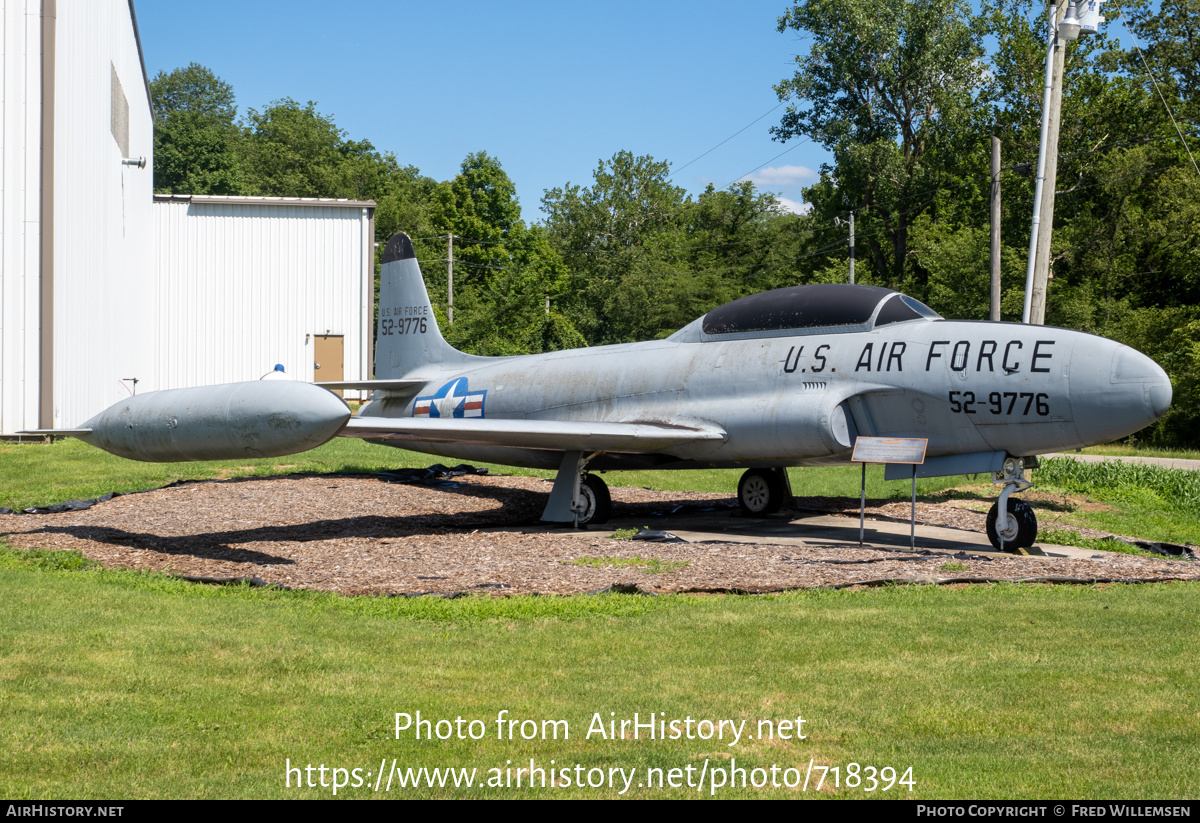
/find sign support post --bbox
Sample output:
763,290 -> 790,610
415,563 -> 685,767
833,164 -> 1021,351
859,462 -> 866,546
912,465 -> 918,550
851,437 -> 929,550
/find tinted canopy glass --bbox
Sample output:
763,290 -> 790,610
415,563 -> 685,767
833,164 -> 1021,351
702,284 -> 898,335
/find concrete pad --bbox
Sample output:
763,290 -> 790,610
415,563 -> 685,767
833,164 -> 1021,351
602,507 -> 1107,561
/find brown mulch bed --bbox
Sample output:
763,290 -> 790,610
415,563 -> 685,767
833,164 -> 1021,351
1,473 -> 1195,596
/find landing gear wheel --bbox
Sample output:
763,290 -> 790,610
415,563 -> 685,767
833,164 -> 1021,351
986,498 -> 1038,550
738,468 -> 786,516
576,474 -> 612,527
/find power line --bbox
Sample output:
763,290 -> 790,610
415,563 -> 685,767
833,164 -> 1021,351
720,92 -> 886,191
722,140 -> 814,190
1122,20 -> 1200,179
670,101 -> 787,179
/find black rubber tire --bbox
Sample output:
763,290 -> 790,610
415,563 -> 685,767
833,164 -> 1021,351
986,498 -> 1038,550
738,468 -> 786,516
577,474 -> 612,527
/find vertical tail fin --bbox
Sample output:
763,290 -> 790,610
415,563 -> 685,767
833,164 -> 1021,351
375,233 -> 483,378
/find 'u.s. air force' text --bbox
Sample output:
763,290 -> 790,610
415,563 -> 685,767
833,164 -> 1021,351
783,339 -> 1056,374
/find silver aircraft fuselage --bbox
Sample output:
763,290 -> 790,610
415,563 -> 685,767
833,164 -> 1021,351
360,295 -> 1170,474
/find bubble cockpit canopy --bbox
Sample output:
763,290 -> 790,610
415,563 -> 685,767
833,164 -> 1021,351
669,284 -> 941,342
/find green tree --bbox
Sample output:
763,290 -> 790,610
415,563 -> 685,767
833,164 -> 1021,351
430,152 -> 524,287
239,99 -> 351,197
908,214 -> 1027,320
428,154 -> 575,355
542,151 -> 686,251
773,0 -> 993,288
151,62 -> 236,121
542,152 -> 692,343
1120,0 -> 1200,111
541,153 -> 812,343
150,63 -> 243,194
674,183 -> 806,321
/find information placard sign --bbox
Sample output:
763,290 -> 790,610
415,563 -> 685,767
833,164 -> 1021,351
851,436 -> 928,465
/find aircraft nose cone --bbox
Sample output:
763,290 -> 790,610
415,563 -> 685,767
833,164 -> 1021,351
1109,345 -> 1171,424
1148,364 -> 1172,421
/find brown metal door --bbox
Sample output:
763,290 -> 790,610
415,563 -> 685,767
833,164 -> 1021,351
314,335 -> 344,396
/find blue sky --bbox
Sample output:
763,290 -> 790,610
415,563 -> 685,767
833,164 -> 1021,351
134,0 -> 830,221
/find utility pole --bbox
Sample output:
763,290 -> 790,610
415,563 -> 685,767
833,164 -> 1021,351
1029,0 -> 1069,325
990,136 -> 1002,321
848,212 -> 855,285
446,233 -> 454,325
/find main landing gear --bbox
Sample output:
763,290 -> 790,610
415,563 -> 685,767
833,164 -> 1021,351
737,468 -> 792,516
540,450 -> 611,528
577,474 -> 611,526
986,456 -> 1038,551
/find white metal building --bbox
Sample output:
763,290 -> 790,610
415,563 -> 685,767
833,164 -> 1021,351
1,1 -> 377,433
154,195 -> 375,397
2,0 -> 156,433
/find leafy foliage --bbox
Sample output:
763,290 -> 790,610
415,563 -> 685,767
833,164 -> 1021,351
150,64 -> 243,194
429,153 -> 579,355
774,0 -> 993,289
542,154 -> 805,344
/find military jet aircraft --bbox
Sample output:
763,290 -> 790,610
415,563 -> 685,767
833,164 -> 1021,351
38,232 -> 1172,549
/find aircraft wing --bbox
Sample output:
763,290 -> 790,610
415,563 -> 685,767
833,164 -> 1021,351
338,416 -> 726,453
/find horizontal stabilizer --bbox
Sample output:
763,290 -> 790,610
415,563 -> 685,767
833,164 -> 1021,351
19,428 -> 93,437
339,416 -> 726,453
316,379 -> 429,393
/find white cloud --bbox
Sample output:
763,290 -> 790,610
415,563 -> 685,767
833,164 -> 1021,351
775,196 -> 811,215
743,164 -> 818,186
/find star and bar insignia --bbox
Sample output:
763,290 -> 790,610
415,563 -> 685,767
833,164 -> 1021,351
413,378 -> 487,418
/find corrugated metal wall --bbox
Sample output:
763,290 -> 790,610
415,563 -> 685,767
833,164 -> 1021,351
0,0 -> 44,434
154,197 -> 374,397
1,0 -> 154,431
52,0 -> 155,428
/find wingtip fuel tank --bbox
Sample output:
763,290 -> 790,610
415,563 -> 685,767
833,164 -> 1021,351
78,381 -> 352,463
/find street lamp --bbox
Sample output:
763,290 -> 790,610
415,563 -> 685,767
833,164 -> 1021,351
1059,1 -> 1082,41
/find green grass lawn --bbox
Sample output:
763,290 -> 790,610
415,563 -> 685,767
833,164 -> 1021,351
2,438 -> 1198,799
1032,458 -> 1200,545
0,548 -> 1196,799
0,437 -> 546,512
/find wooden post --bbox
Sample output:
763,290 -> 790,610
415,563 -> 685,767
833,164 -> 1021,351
447,233 -> 454,324
848,212 -> 855,285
